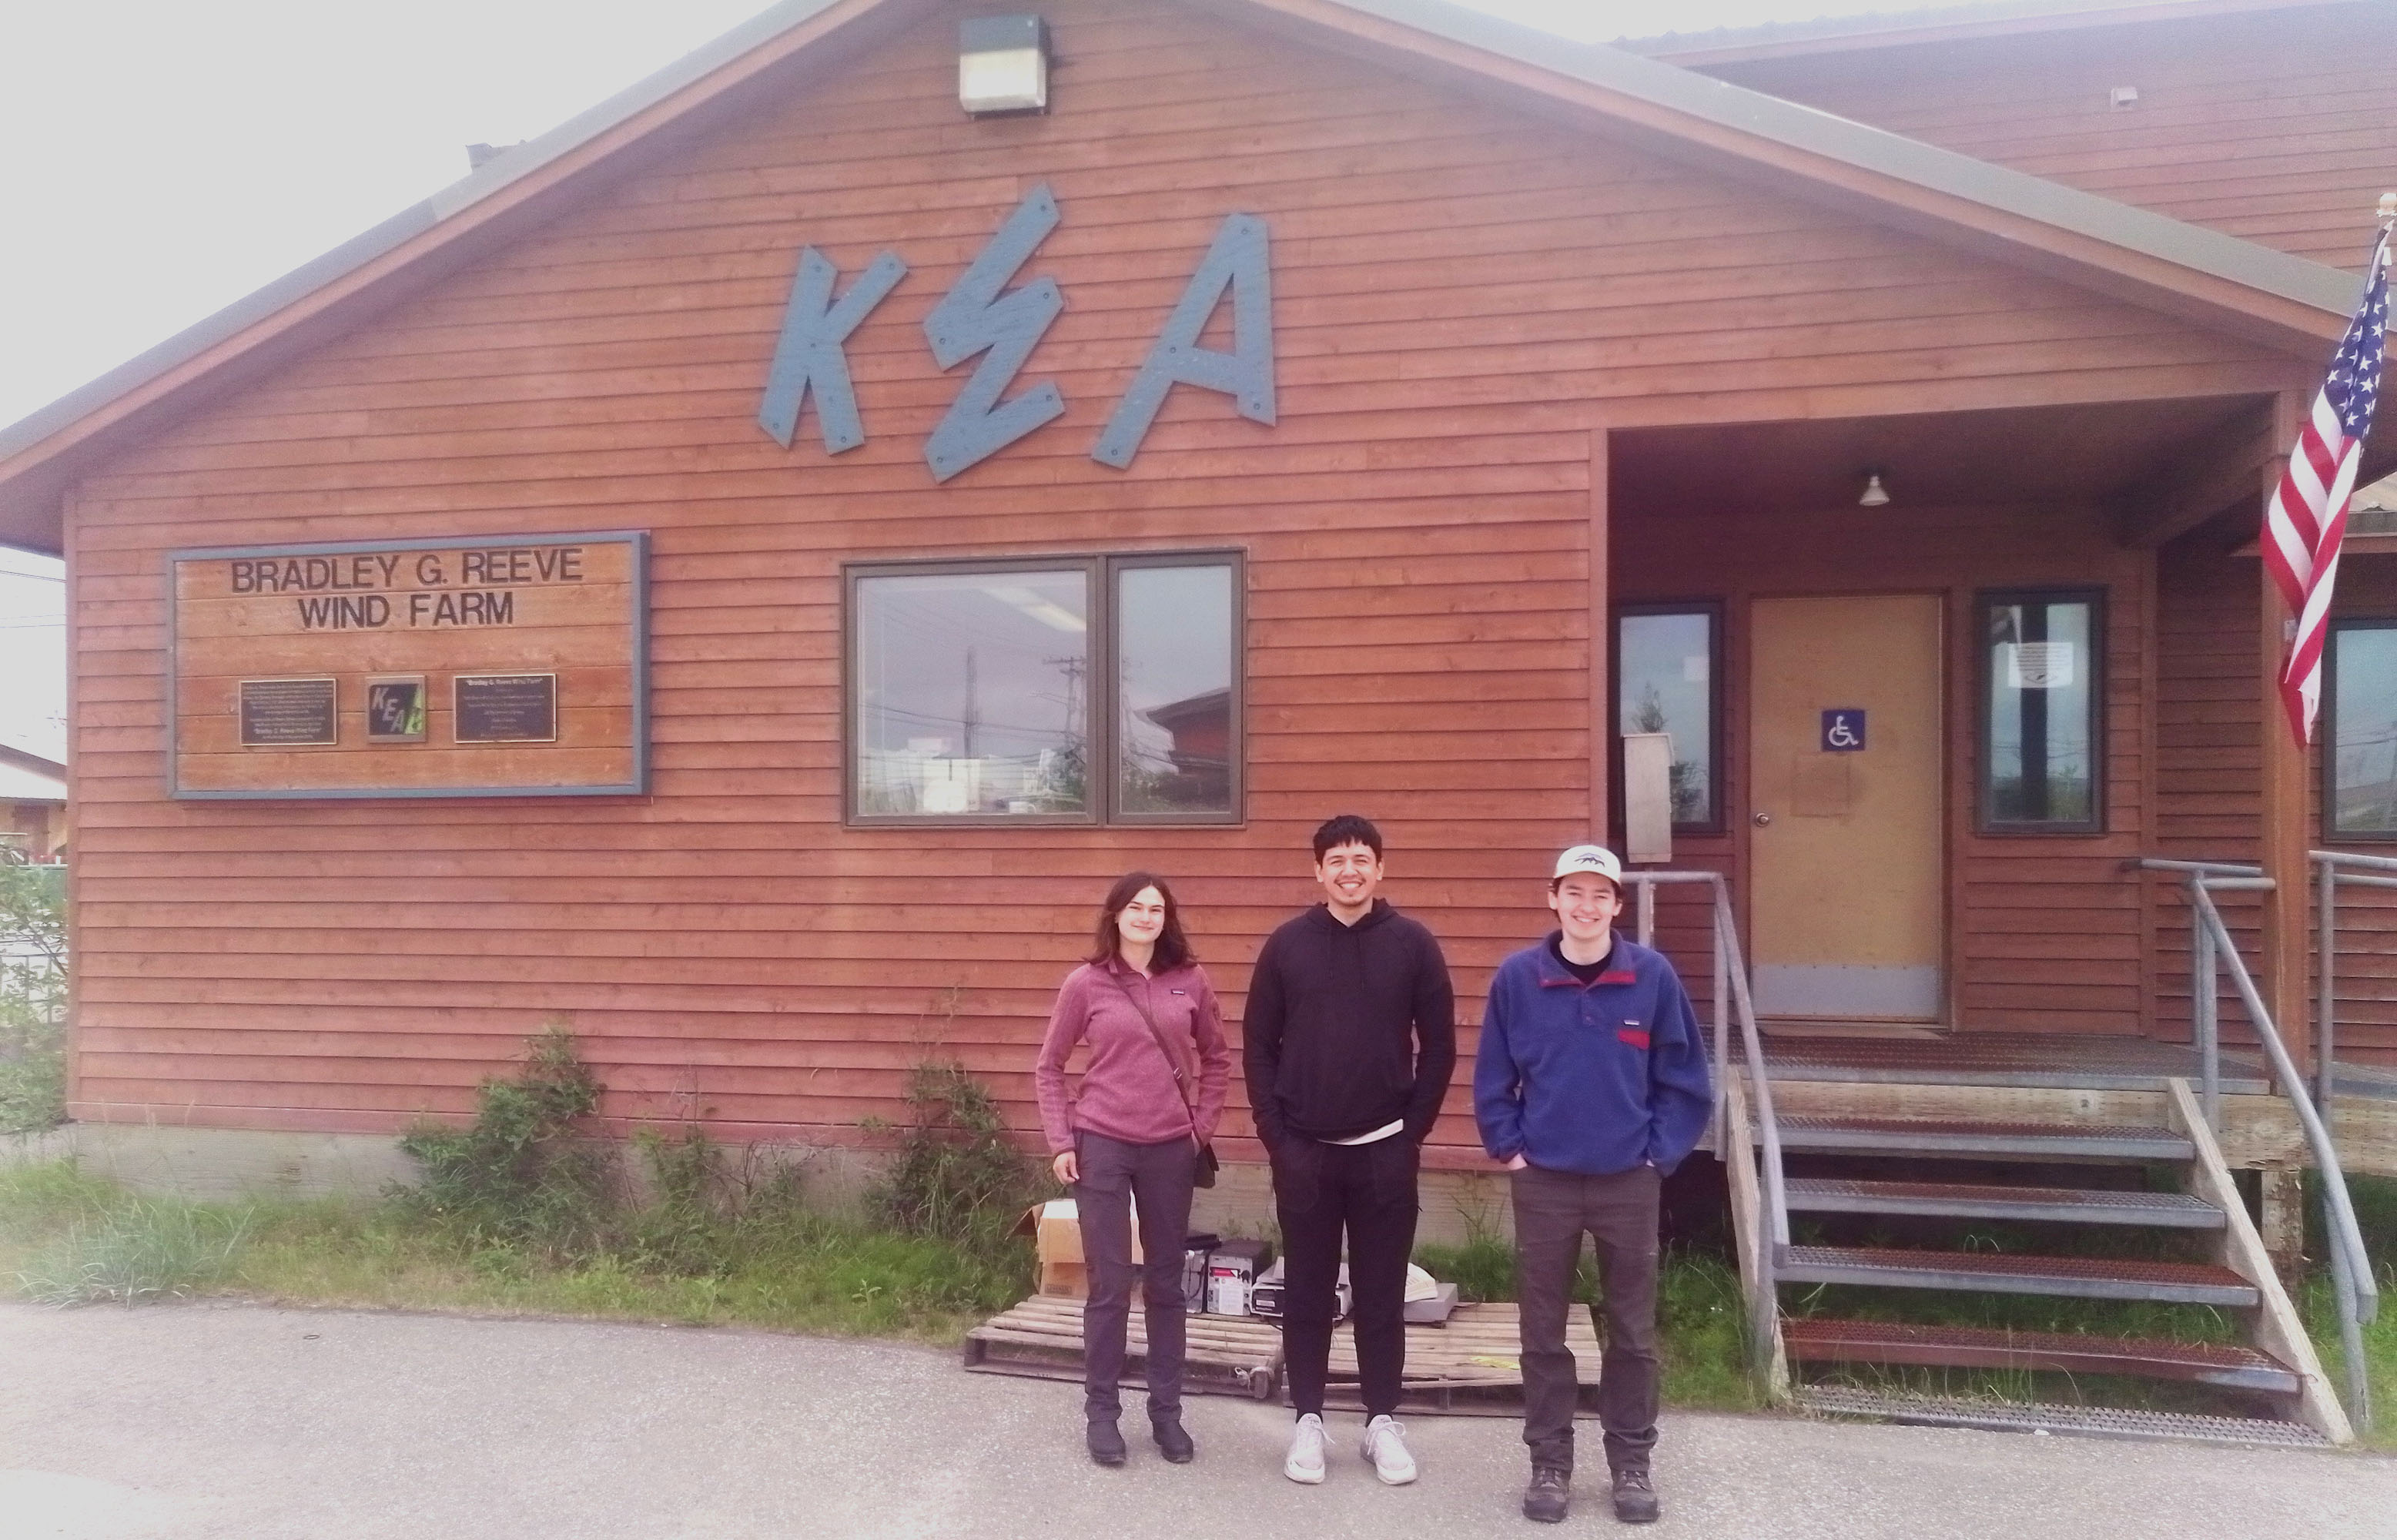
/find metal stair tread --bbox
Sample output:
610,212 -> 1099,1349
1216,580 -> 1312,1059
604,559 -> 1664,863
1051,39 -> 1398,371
1796,1384 -> 2329,1447
1783,1177 -> 2224,1227
1779,1245 -> 2258,1304
1782,1317 -> 2299,1392
1773,1115 -> 2194,1159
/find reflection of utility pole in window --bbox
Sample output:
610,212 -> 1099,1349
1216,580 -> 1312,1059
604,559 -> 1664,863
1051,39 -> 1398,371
1049,654 -> 1086,742
962,648 -> 979,758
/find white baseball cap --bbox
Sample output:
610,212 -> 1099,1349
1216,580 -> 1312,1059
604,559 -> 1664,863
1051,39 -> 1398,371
1551,844 -> 1624,889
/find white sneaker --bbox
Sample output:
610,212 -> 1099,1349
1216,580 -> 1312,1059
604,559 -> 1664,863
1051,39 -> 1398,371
1361,1414 -> 1418,1485
1284,1413 -> 1327,1485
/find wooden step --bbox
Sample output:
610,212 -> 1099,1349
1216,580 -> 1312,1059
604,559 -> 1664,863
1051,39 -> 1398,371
1783,1317 -> 2299,1394
1797,1384 -> 2328,1447
1777,1245 -> 2258,1305
1773,1116 -> 2194,1163
1783,1178 -> 2224,1228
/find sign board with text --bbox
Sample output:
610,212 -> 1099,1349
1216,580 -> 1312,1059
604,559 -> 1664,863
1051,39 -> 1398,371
168,532 -> 648,798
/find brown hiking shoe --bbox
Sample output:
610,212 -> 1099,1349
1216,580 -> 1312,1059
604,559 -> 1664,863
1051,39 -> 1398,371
1612,1467 -> 1659,1523
1522,1466 -> 1571,1523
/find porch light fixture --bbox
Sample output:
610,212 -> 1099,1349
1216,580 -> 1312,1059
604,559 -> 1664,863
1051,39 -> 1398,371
1858,469 -> 1891,507
959,15 -> 1050,116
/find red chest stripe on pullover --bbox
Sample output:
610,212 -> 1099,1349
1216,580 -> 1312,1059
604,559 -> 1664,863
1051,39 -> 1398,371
1617,1029 -> 1650,1049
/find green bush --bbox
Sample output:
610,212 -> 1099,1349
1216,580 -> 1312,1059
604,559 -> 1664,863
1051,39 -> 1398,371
0,865 -> 68,1135
391,1021 -> 613,1259
870,1060 -> 1036,1249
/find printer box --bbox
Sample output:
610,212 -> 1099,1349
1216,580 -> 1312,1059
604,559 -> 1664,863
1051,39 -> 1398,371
1247,1256 -> 1347,1321
1202,1237 -> 1274,1315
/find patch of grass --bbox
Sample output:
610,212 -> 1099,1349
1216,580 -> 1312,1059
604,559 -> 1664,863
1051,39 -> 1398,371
392,1021 -> 612,1260
869,1059 -> 1039,1250
1,1163 -> 254,1304
1,1160 -> 1033,1341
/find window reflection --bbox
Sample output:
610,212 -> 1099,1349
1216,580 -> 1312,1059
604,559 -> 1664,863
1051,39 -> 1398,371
1985,596 -> 2097,827
1617,610 -> 1715,826
2331,624 -> 2397,836
1118,564 -> 1234,816
854,570 -> 1090,816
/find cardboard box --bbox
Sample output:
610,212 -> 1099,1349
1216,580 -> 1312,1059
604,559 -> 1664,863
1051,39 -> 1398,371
1012,1199 -> 1143,1299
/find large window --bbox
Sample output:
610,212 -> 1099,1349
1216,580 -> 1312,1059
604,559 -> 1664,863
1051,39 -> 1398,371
1979,588 -> 2103,832
2327,619 -> 2397,840
848,552 -> 1240,824
1615,605 -> 1719,831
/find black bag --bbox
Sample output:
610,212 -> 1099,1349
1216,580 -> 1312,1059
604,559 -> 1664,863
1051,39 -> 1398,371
1107,970 -> 1218,1189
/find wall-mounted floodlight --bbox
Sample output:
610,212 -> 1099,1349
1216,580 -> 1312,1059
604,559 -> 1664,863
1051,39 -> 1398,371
959,15 -> 1050,116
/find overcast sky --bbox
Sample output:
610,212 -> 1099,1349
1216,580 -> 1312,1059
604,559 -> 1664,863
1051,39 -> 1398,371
0,0 -> 1918,752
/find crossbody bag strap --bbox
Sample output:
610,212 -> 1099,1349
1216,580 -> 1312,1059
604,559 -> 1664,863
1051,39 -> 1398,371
1104,969 -> 1200,1127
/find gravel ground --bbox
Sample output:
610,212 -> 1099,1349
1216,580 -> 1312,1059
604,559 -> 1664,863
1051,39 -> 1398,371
2,1299 -> 2391,1539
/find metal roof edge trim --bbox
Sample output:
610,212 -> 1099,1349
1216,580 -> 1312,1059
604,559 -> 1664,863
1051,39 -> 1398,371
0,0 -> 855,467
1613,0 -> 2325,61
1317,0 -> 2359,318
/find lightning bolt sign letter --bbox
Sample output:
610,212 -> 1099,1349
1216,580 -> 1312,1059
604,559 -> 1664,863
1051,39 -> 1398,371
1092,213 -> 1274,469
758,247 -> 907,454
922,184 -> 1068,482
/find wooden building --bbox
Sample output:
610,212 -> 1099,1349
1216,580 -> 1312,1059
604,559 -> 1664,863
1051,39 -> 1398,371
0,0 -> 2392,1194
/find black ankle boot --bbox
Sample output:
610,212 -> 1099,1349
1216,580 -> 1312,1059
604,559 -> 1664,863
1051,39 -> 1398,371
1086,1418 -> 1126,1466
1151,1414 -> 1196,1464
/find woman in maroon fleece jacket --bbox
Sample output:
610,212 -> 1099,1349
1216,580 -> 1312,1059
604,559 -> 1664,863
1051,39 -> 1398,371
1033,871 -> 1230,1469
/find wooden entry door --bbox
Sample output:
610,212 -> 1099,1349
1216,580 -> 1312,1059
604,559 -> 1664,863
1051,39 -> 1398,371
1749,594 -> 1946,1023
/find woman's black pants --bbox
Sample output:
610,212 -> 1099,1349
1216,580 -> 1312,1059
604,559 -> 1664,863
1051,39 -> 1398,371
1072,1130 -> 1197,1421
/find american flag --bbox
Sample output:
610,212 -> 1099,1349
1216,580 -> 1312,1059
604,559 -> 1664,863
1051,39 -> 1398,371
2263,226 -> 2390,745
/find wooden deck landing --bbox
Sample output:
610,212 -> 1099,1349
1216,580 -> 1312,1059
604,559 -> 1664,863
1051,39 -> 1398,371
1706,1033 -> 2397,1177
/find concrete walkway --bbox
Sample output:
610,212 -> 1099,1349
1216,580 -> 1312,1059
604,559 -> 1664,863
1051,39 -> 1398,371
2,1300 -> 2389,1539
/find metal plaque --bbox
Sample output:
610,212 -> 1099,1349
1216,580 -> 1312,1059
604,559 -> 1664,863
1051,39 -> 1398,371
239,677 -> 338,746
455,673 -> 559,743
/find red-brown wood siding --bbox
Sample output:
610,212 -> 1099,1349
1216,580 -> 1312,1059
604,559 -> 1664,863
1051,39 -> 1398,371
62,0 -> 2320,1153
2151,541 -> 2397,1064
1695,4 -> 2397,273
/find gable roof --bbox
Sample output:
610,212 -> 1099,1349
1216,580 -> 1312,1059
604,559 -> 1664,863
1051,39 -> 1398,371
0,0 -> 2365,556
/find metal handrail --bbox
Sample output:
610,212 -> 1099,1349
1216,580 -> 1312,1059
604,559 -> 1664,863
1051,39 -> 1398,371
2135,855 -> 2377,1431
1618,870 -> 1788,1375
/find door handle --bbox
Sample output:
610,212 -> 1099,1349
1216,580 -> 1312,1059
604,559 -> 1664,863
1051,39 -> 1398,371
1753,812 -> 1773,826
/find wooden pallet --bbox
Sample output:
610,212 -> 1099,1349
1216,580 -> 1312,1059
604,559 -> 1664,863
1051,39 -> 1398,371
962,1294 -> 1284,1401
1307,1301 -> 1605,1417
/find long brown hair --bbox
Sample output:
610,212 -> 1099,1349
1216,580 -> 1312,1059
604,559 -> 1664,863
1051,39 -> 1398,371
1087,870 -> 1194,973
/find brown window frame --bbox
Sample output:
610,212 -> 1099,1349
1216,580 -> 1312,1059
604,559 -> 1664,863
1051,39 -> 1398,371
1975,586 -> 2107,835
1612,601 -> 1725,835
842,549 -> 1245,828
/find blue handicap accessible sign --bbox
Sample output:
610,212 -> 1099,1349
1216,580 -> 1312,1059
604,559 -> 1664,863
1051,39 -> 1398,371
1821,709 -> 1866,752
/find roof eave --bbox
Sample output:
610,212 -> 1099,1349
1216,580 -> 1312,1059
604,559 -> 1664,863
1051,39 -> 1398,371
0,0 -> 917,554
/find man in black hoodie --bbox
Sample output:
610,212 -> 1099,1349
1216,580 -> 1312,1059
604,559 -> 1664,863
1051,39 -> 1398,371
1244,813 -> 1456,1488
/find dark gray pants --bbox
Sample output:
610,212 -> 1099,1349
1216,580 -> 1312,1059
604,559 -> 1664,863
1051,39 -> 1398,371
1512,1163 -> 1662,1474
1073,1130 -> 1197,1421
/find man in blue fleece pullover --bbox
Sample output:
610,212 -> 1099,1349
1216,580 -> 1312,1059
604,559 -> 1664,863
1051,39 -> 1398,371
1474,845 -> 1710,1526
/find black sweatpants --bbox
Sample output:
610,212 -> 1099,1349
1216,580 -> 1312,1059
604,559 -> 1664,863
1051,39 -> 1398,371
1271,1135 -> 1420,1418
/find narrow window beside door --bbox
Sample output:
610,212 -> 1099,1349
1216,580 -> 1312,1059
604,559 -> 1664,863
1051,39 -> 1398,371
1616,606 -> 1719,831
1978,589 -> 2103,833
